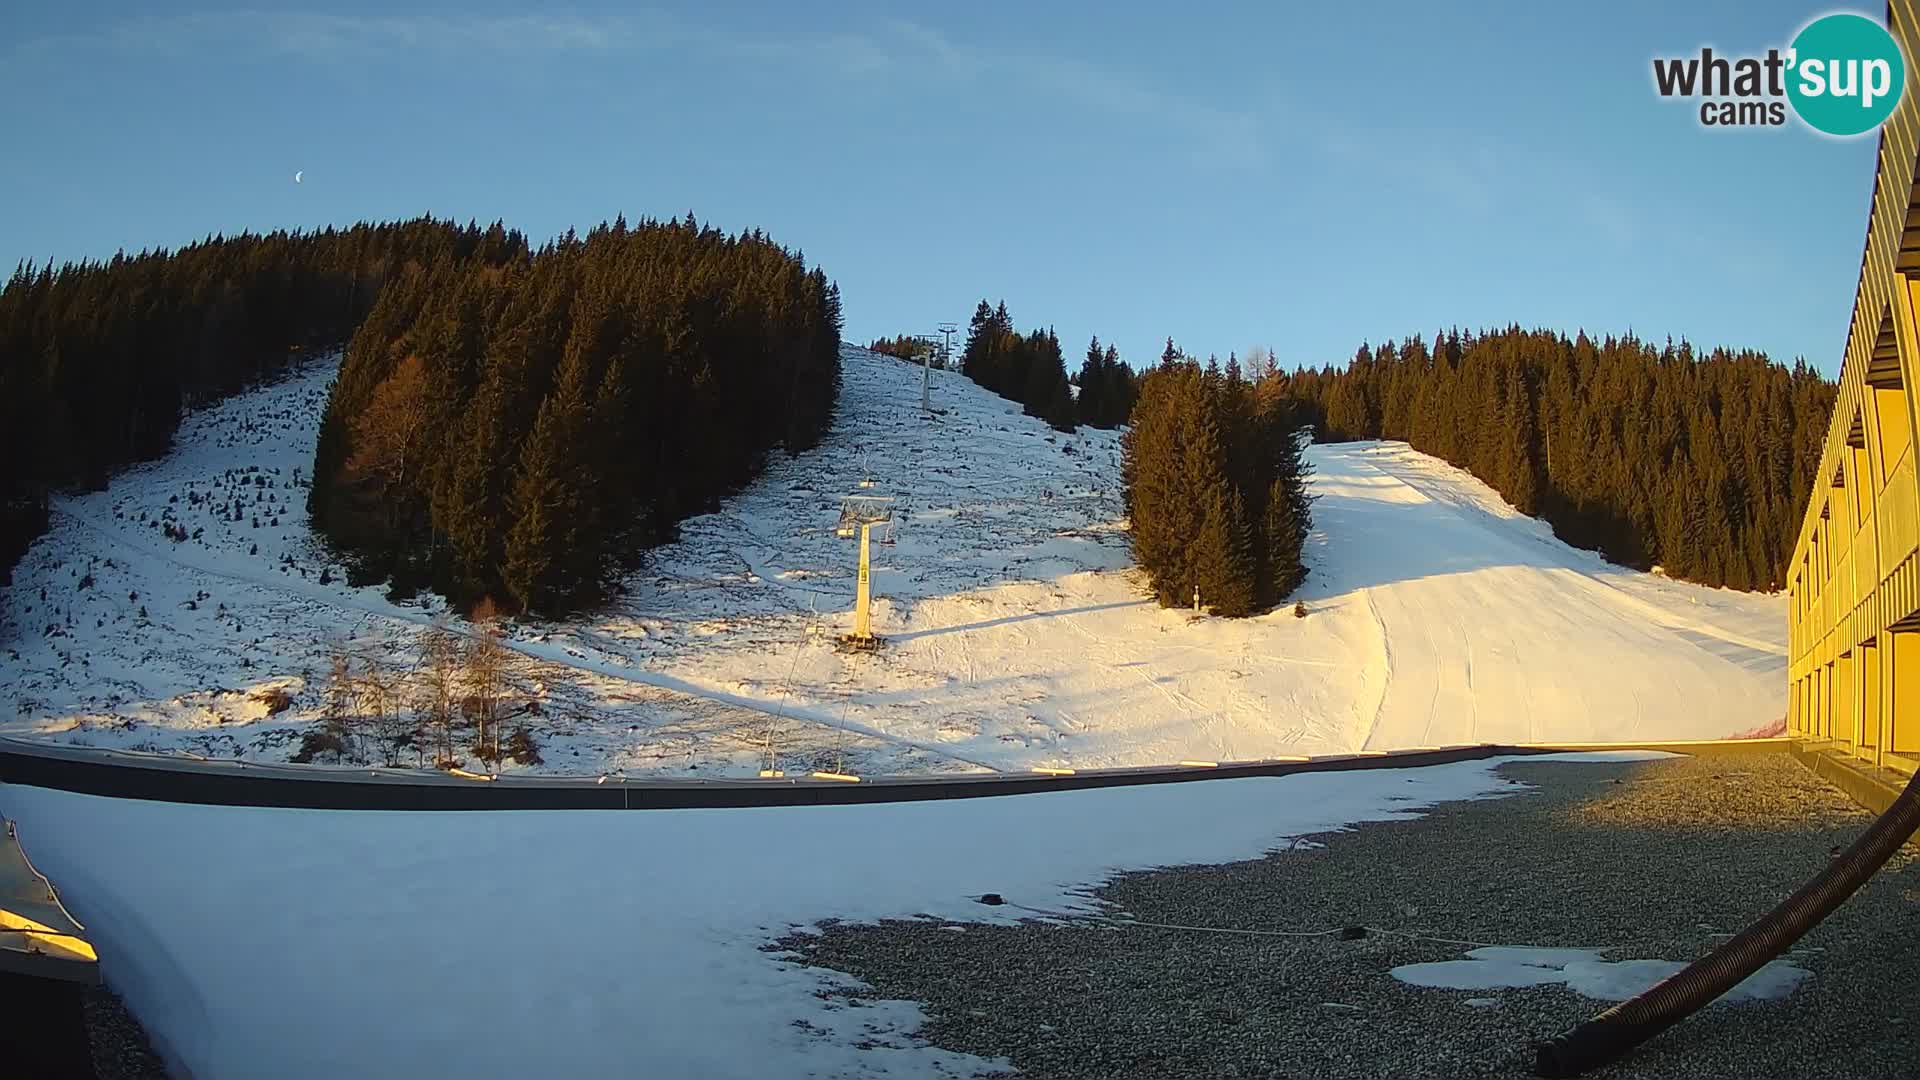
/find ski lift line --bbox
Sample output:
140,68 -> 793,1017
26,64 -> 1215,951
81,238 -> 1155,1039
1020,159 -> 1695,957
832,676 -> 856,775
59,502 -> 999,774
760,597 -> 820,773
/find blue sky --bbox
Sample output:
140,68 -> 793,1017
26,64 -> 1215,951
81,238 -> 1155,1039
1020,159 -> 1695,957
1,2 -> 1883,374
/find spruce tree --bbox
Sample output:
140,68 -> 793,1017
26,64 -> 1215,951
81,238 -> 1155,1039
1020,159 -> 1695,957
1103,344 -> 1133,426
1263,474 -> 1308,599
1123,366 -> 1201,606
1078,336 -> 1106,428
962,300 -> 995,386
502,353 -> 595,614
1124,360 -> 1309,616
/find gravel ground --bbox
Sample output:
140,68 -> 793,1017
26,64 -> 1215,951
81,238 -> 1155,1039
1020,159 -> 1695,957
83,986 -> 169,1079
783,751 -> 1919,1079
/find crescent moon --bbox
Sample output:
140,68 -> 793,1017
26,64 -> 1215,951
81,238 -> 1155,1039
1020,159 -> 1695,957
294,171 -> 304,184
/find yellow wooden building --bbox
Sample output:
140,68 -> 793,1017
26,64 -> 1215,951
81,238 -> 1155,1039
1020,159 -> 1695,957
1786,2 -> 1920,778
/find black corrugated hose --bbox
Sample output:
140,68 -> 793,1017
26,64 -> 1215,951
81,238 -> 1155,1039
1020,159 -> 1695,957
1534,765 -> 1920,1077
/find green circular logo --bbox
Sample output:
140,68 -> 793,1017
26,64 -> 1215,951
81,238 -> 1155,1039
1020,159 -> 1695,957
1787,13 -> 1906,136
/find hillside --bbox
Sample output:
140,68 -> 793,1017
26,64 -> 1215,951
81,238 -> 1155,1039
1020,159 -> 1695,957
0,346 -> 1786,774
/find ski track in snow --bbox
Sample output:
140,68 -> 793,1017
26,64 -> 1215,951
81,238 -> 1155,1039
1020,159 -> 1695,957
0,346 -> 1787,775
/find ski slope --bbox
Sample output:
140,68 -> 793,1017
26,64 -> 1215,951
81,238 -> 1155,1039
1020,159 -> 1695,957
0,346 -> 1787,774
1306,444 -> 1786,749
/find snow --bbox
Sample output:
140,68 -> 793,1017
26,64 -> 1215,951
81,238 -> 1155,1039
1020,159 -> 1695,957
1391,945 -> 1810,1003
1,753 -> 1655,1080
1497,750 -> 1679,764
0,346 -> 1787,776
1394,956 -> 1574,990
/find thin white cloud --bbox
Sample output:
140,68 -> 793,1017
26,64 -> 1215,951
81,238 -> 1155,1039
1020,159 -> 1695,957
15,11 -> 1273,163
869,18 -> 1271,167
15,11 -> 676,61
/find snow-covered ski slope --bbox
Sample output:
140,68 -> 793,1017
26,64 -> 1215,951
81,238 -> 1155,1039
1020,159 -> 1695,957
0,346 -> 1786,775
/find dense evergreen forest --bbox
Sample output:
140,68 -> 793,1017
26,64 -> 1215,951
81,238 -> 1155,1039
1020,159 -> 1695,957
310,216 -> 842,615
1124,348 -> 1312,616
1075,335 -> 1138,429
0,218 -> 514,585
1279,327 -> 1836,591
960,301 -> 1078,431
957,301 -> 1140,431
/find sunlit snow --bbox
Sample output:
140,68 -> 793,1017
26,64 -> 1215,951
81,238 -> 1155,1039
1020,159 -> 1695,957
0,346 -> 1787,775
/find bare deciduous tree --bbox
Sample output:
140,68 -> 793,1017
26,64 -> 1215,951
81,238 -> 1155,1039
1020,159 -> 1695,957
353,655 -> 413,766
465,598 -> 508,769
1244,345 -> 1276,383
324,643 -> 362,762
417,621 -> 462,768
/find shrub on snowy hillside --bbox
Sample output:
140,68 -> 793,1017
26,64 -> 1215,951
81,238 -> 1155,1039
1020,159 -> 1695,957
1123,348 -> 1311,617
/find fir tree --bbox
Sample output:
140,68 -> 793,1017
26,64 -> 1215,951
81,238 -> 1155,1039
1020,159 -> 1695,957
1078,336 -> 1106,428
1186,398 -> 1258,618
1103,344 -> 1134,426
1124,360 -> 1312,616
503,354 -> 596,613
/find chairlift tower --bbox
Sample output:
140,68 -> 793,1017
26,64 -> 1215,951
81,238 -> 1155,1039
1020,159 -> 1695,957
915,334 -> 938,413
937,322 -> 958,369
835,494 -> 894,651
931,323 -> 958,412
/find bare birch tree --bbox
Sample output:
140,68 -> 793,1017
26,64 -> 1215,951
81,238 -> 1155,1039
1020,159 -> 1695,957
1244,344 -> 1276,383
322,643 -> 362,763
354,655 -> 411,765
417,621 -> 462,768
465,598 -> 508,769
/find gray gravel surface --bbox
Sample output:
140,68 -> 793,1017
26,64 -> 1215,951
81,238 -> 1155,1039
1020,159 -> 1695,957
782,751 -> 1919,1079
83,986 -> 169,1079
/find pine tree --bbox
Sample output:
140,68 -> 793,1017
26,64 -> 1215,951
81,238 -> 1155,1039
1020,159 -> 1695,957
1103,344 -> 1133,426
1191,477 -> 1258,617
442,391 -> 507,603
962,299 -> 995,386
502,354 -> 596,613
1124,360 -> 1311,616
1123,367 -> 1201,606
1502,359 -> 1539,515
1263,473 -> 1308,598
1078,335 -> 1106,428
